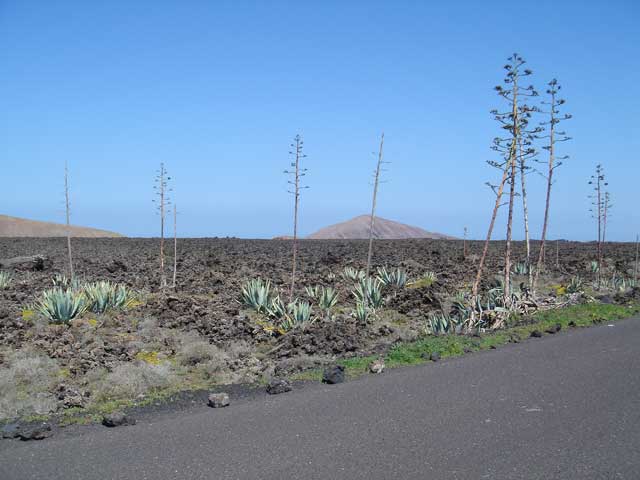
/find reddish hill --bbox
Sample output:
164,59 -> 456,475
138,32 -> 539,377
307,215 -> 454,240
0,215 -> 122,238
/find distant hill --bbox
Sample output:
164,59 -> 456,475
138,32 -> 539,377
307,215 -> 454,240
0,215 -> 123,238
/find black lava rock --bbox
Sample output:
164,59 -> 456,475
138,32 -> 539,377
18,423 -> 52,441
545,323 -> 562,334
1,423 -> 21,439
322,365 -> 345,384
430,352 -> 441,362
102,412 -> 136,428
568,321 -> 576,327
266,378 -> 292,395
530,330 -> 543,338
598,295 -> 614,305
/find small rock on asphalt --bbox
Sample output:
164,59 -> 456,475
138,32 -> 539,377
208,393 -> 230,408
18,423 -> 52,441
545,323 -> 562,334
530,330 -> 543,338
369,359 -> 385,374
102,412 -> 136,428
266,378 -> 292,395
1,423 -> 21,439
322,365 -> 345,384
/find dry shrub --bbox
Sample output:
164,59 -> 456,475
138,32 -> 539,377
173,332 -> 236,382
176,336 -> 227,367
0,349 -> 60,421
91,361 -> 174,401
225,340 -> 253,360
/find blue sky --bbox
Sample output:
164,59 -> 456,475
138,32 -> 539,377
1,0 -> 639,240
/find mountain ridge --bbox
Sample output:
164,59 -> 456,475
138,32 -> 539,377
0,214 -> 123,238
307,215 -> 454,240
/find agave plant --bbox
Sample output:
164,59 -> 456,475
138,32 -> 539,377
84,281 -> 137,313
450,292 -> 473,324
511,261 -> 530,276
318,286 -> 339,312
376,267 -> 407,289
241,278 -> 273,313
352,277 -> 384,309
621,277 -> 638,290
566,275 -> 583,294
280,300 -> 313,331
605,274 -> 636,292
342,267 -> 366,283
52,274 -> 84,291
352,301 -> 370,323
266,294 -> 287,319
305,285 -> 321,300
589,260 -> 600,273
427,313 -> 460,335
0,271 -> 11,289
35,287 -> 87,323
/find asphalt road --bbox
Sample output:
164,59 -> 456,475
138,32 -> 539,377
2,318 -> 640,480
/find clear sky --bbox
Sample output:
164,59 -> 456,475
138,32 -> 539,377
1,0 -> 639,240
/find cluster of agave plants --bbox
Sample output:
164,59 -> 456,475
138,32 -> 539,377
241,266 -> 413,333
31,275 -> 138,323
240,278 -> 315,334
425,277 -> 531,335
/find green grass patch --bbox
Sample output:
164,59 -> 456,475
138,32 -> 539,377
292,302 -> 640,383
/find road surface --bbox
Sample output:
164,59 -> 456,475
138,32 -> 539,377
2,317 -> 639,479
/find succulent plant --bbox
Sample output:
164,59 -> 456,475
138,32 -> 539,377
35,287 -> 87,323
305,285 -> 321,299
511,261 -> 530,275
52,274 -> 84,291
427,313 -> 460,335
241,278 -> 273,313
267,294 -> 287,319
352,301 -> 370,323
318,286 -> 339,312
352,277 -> 384,309
342,267 -> 366,282
0,271 -> 11,289
376,267 -> 407,289
279,299 -> 313,331
566,275 -> 583,294
84,281 -> 137,313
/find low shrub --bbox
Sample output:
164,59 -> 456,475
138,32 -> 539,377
176,337 -> 228,367
0,349 -> 61,421
92,362 -> 174,401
